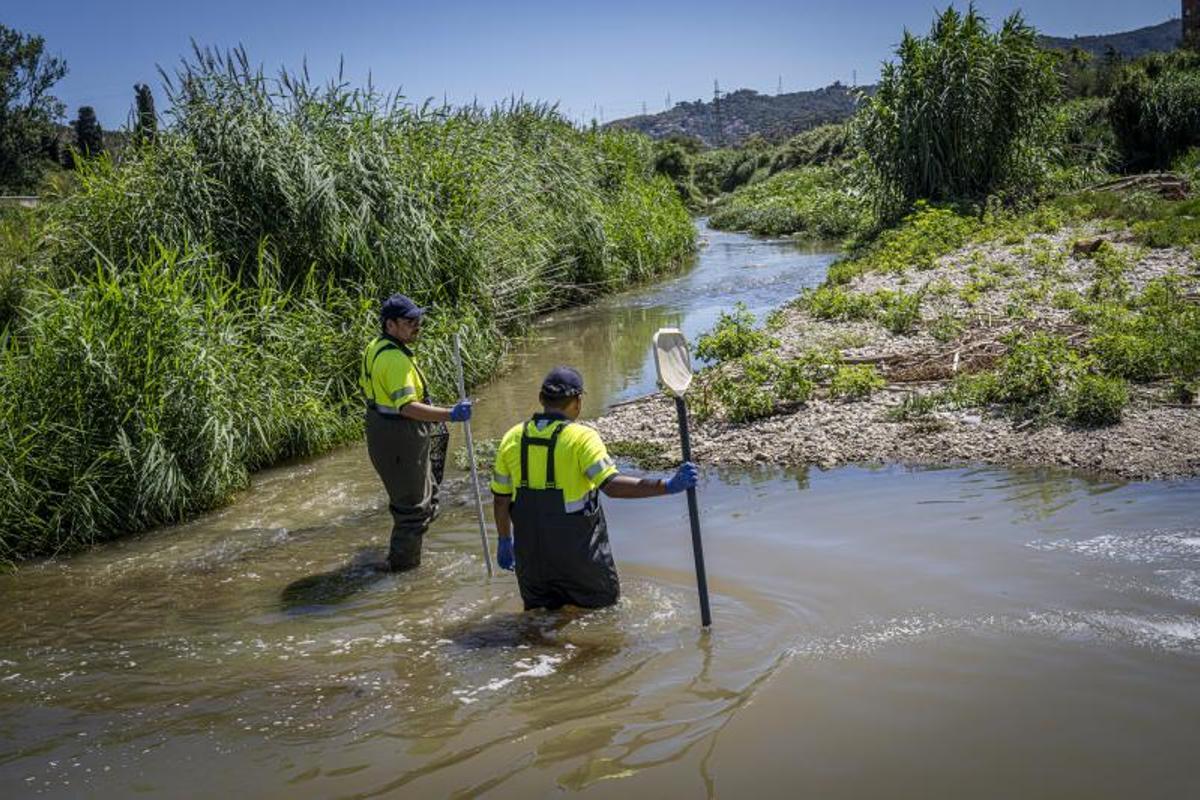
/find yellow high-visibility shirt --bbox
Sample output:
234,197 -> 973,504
359,336 -> 424,415
490,417 -> 619,512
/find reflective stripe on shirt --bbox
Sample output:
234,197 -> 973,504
585,457 -> 615,479
563,496 -> 590,514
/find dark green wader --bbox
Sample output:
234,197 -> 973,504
363,342 -> 449,571
511,422 -> 620,610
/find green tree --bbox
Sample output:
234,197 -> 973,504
0,24 -> 67,193
1097,46 -> 1124,96
133,83 -> 157,143
71,105 -> 104,158
854,5 -> 1059,212
1058,47 -> 1098,99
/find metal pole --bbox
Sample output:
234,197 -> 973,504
454,332 -> 494,576
674,395 -> 711,627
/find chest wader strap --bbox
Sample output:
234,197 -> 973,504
401,342 -> 433,404
363,338 -> 432,408
519,422 -> 569,490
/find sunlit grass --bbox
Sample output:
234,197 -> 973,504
0,47 -> 695,563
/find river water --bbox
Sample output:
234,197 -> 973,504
2,223 -> 1199,798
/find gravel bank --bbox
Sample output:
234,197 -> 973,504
594,226 -> 1200,481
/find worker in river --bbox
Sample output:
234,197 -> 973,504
360,293 -> 473,571
489,366 -> 698,610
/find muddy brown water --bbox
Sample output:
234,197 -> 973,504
2,223 -> 1199,798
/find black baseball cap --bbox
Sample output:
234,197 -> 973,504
540,366 -> 584,398
380,293 -> 425,323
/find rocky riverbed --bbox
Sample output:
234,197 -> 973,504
594,224 -> 1200,480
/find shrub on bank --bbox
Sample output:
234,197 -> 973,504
1063,373 -> 1129,427
767,124 -> 850,174
826,204 -> 979,284
801,285 -> 923,336
803,285 -> 877,321
1109,52 -> 1200,170
695,303 -> 777,363
875,290 -> 923,335
854,6 -> 1059,212
692,146 -> 770,198
828,364 -> 885,400
950,331 -> 1134,425
693,347 -> 833,423
708,165 -> 870,239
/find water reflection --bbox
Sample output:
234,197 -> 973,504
471,222 -> 835,438
280,547 -> 389,611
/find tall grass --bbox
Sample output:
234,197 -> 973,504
1,250 -> 365,558
1109,51 -> 1200,170
0,47 -> 695,562
854,6 -> 1059,213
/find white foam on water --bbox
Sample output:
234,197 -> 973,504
791,606 -> 1200,664
454,653 -> 568,703
1031,527 -> 1200,606
377,629 -> 414,647
1018,610 -> 1200,654
1030,529 -> 1200,565
1093,613 -> 1200,647
513,655 -> 560,678
1156,569 -> 1200,603
789,614 -> 967,661
612,579 -> 689,634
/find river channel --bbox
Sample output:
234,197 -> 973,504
2,222 -> 1198,798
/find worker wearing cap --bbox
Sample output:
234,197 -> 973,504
360,293 -> 473,571
489,366 -> 698,610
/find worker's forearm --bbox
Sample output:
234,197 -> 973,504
493,495 -> 512,538
600,474 -> 667,498
399,401 -> 450,422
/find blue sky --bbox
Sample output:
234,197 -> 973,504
5,0 -> 1182,128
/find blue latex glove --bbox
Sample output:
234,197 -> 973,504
497,536 -> 515,571
665,462 -> 699,494
449,399 -> 472,422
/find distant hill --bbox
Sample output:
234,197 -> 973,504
1040,18 -> 1181,60
607,83 -> 866,147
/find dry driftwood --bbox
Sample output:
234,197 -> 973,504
841,323 -> 1089,384
1086,172 -> 1191,201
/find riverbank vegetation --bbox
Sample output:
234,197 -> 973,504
0,46 -> 695,563
657,8 -> 1199,244
600,190 -> 1199,477
661,6 -> 1200,471
683,194 -> 1199,436
707,165 -> 869,238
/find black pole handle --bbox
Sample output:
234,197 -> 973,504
675,395 -> 712,628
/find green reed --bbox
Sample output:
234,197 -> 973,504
0,47 -> 694,562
